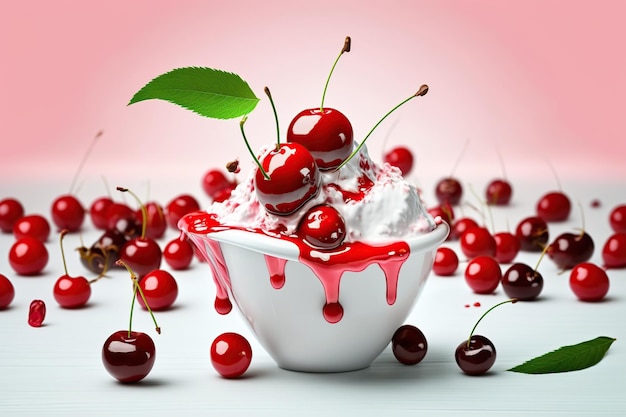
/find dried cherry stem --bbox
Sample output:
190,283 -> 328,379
336,84 -> 429,170
264,87 -> 281,151
116,187 -> 147,239
69,130 -> 103,194
466,298 -> 518,348
534,244 -> 550,273
321,36 -> 351,112
239,116 -> 270,180
116,260 -> 161,336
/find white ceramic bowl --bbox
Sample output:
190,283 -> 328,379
181,216 -> 449,372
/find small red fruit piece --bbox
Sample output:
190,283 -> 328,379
494,231 -> 520,264
166,194 -> 201,230
460,227 -> 496,259
298,204 -> 346,249
13,214 -> 51,242
28,299 -> 46,327
163,236 -> 194,270
0,274 -> 15,309
391,324 -> 428,365
464,256 -> 501,294
136,270 -> 178,311
609,205 -> 626,233
89,196 -> 114,230
433,247 -> 459,276
384,146 -> 414,176
203,169 -> 236,201
210,332 -> 253,378
569,262 -> 609,301
9,236 -> 49,276
102,330 -> 156,383
254,143 -> 321,216
536,191 -> 571,222
51,194 -> 85,232
602,233 -> 626,269
515,216 -> 549,252
0,198 -> 25,233
485,179 -> 512,206
435,177 -> 463,206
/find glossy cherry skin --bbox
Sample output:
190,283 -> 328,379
166,194 -> 201,230
163,236 -> 194,270
485,179 -> 512,206
450,217 -> 478,241
203,169 -> 236,201
0,198 -> 24,233
106,202 -> 139,238
609,205 -> 626,233
135,201 -> 167,240
433,247 -> 459,276
53,276 -> 91,308
286,108 -> 353,170
298,204 -> 346,249
0,274 -> 15,309
547,232 -> 594,270
435,177 -> 463,205
120,238 -> 162,278
89,196 -> 114,230
392,325 -> 428,365
502,263 -> 543,301
28,299 -> 46,327
210,332 -> 253,378
102,330 -> 156,383
255,143 -> 321,216
460,227 -> 496,259
13,214 -> 51,242
9,237 -> 49,276
569,262 -> 609,301
51,194 -> 85,232
384,146 -> 414,176
515,216 -> 549,252
602,232 -> 626,268
455,335 -> 496,376
536,191 -> 571,222
136,270 -> 178,311
494,231 -> 520,264
464,256 -> 501,294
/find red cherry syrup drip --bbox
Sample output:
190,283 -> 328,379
326,175 -> 374,203
182,212 -> 411,324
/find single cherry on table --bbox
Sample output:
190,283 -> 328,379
0,274 -> 15,309
136,269 -> 178,311
485,178 -> 512,206
13,214 -> 51,243
602,232 -> 626,269
460,226 -> 496,259
53,230 -> 93,309
464,256 -> 502,294
391,324 -> 428,365
9,236 -> 49,276
515,216 -> 549,252
569,262 -> 609,301
210,332 -> 253,378
433,247 -> 459,276
163,235 -> 194,270
536,191 -> 571,222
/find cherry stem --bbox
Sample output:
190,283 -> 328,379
321,36 -> 351,112
59,229 -> 70,276
116,260 -> 161,336
336,85 -> 429,171
117,187 -> 147,239
239,116 -> 270,180
534,244 -> 550,273
264,87 -> 280,151
469,184 -> 493,234
69,130 -> 103,194
496,145 -> 508,180
451,138 -> 470,177
577,200 -> 586,239
547,160 -> 563,192
467,298 -> 517,348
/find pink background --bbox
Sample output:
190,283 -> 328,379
1,0 -> 625,193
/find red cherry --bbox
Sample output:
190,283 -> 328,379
202,169 -> 236,201
136,270 -> 178,311
51,194 -> 85,232
435,177 -> 463,206
298,204 -> 346,249
569,262 -> 609,301
428,202 -> 455,226
501,263 -> 543,301
102,330 -> 156,383
547,232 -> 594,270
0,198 -> 25,233
515,216 -> 549,252
105,202 -> 139,238
609,205 -> 626,233
13,214 -> 51,242
163,236 -> 194,270
494,231 -> 520,264
536,191 -> 571,222
450,217 -> 478,241
602,232 -> 626,269
455,335 -> 496,376
53,230 -> 92,308
210,332 -> 253,378
485,179 -> 512,206
135,201 -> 167,240
460,227 -> 496,259
120,238 -> 162,278
391,325 -> 428,365
433,247 -> 459,276
165,194 -> 200,230
286,108 -> 353,170
0,274 -> 15,309
254,143 -> 321,216
89,196 -> 114,230
384,146 -> 414,176
9,236 -> 49,276
464,256 -> 501,294
28,299 -> 46,327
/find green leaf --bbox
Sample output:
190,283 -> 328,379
129,67 -> 260,119
508,336 -> 616,374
